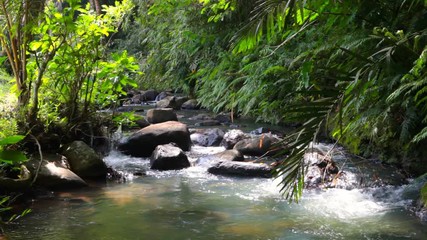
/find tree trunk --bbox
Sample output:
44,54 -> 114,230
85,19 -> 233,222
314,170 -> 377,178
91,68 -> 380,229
89,0 -> 102,15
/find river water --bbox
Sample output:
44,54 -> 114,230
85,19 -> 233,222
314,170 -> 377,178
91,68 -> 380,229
4,108 -> 427,239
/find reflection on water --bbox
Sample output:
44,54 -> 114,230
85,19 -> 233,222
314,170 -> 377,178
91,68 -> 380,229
5,150 -> 427,240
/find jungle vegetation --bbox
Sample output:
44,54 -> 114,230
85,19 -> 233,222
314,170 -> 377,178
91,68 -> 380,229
120,0 -> 427,201
0,0 -> 426,204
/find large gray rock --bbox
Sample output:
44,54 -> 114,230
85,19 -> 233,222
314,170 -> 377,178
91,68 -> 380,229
175,96 -> 189,109
208,161 -> 272,178
141,89 -> 158,101
131,94 -> 143,104
190,128 -> 224,146
233,133 -> 281,156
304,143 -> 407,190
61,141 -> 108,179
196,149 -> 244,166
221,129 -> 249,149
118,121 -> 191,157
181,99 -> 199,110
155,91 -> 173,101
26,155 -> 87,189
213,149 -> 244,162
146,108 -> 177,124
150,144 -> 190,170
156,96 -> 176,109
155,96 -> 188,110
214,113 -> 232,124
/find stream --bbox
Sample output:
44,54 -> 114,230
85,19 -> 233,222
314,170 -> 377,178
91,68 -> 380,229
4,107 -> 427,239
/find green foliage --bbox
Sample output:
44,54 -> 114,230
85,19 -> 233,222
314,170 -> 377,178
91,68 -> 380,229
123,0 -> 427,201
112,112 -> 143,127
32,0 -> 137,125
1,0 -> 137,134
0,78 -> 18,139
0,135 -> 27,166
0,195 -> 32,231
199,0 -> 237,22
422,183 -> 427,208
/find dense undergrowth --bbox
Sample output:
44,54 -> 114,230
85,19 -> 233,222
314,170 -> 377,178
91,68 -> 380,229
116,0 -> 427,199
119,1 -> 427,166
1,0 -> 426,202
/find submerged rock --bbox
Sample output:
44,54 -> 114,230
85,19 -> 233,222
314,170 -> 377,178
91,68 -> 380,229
61,141 -> 108,179
194,120 -> 221,127
208,161 -> 272,178
189,113 -> 213,121
150,143 -> 190,170
146,108 -> 177,124
118,121 -> 191,157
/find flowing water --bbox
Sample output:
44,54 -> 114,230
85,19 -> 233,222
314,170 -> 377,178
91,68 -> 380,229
5,146 -> 427,240
4,107 -> 427,239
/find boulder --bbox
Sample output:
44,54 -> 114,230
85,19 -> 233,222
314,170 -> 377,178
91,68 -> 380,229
146,108 -> 177,124
221,129 -> 249,149
416,183 -> 427,221
61,141 -> 108,179
195,149 -> 244,167
304,143 -> 407,190
190,128 -> 225,146
208,161 -> 272,178
175,96 -> 189,109
214,113 -> 232,124
233,133 -> 281,156
213,149 -> 244,162
118,121 -> 191,157
131,94 -> 142,104
26,155 -> 87,189
135,118 -> 150,128
150,144 -> 190,170
304,151 -> 339,189
181,99 -> 199,110
156,96 -> 180,110
155,91 -> 173,101
141,89 -> 158,101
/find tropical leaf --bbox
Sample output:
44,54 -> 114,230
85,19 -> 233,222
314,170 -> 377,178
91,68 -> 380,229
0,135 -> 25,146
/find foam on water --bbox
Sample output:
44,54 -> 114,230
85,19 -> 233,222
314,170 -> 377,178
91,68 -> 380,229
301,188 -> 387,220
104,148 -> 413,222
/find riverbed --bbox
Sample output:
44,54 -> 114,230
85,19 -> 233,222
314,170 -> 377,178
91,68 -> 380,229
4,107 -> 427,239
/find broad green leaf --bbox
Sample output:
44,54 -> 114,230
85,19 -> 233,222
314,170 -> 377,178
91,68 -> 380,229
0,150 -> 27,163
0,135 -> 25,146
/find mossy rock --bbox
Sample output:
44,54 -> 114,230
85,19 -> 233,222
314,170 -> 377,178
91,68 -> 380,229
0,165 -> 32,191
422,183 -> 427,208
